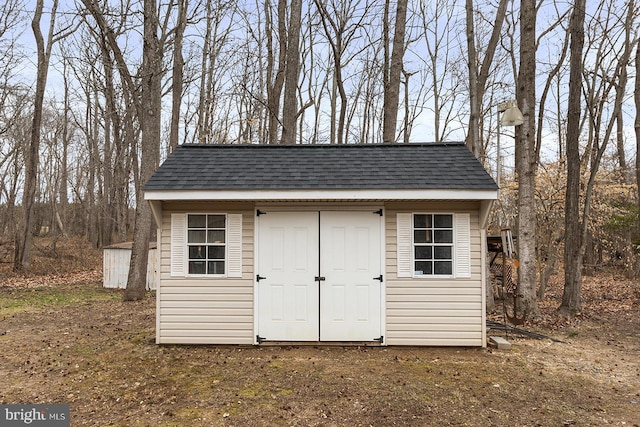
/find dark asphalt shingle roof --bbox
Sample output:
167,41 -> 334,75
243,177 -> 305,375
144,143 -> 498,191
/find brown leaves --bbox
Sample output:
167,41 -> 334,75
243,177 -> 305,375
533,269 -> 639,329
0,270 -> 102,289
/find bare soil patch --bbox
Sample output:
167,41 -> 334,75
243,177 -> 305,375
0,240 -> 638,426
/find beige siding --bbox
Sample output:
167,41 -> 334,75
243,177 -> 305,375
155,200 -> 486,346
157,203 -> 254,344
385,203 -> 485,346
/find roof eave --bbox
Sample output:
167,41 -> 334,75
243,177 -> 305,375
144,188 -> 499,201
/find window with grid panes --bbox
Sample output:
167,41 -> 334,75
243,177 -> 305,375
413,213 -> 453,276
187,214 -> 226,275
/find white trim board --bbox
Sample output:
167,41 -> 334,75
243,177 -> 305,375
146,188 -> 498,202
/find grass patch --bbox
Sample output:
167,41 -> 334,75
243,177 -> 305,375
0,285 -> 120,316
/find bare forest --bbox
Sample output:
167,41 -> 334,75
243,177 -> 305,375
1,0 -> 639,317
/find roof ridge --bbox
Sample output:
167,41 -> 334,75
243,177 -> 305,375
179,142 -> 466,148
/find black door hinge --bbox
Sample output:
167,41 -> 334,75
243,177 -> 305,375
373,209 -> 383,216
373,275 -> 383,282
257,210 -> 267,216
256,274 -> 266,282
373,336 -> 384,343
256,335 -> 266,344
315,276 -> 326,282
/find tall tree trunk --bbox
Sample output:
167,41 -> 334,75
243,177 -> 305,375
560,0 -> 585,316
335,54 -> 347,145
636,41 -> 640,278
382,0 -> 407,143
124,0 -> 161,301
280,0 -> 302,145
403,70 -> 412,144
616,110 -> 628,178
266,0 -> 287,144
59,58 -> 70,236
465,0 -> 478,154
382,0 -> 390,139
197,1 -> 212,143
100,38 -> 114,247
329,69 -> 337,144
615,1 -> 635,184
514,0 -> 539,320
87,91 -> 99,248
636,40 -> 640,213
169,0 -> 187,152
14,0 -> 57,271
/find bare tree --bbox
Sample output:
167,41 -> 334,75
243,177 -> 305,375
613,3 -> 638,180
297,4 -> 326,144
169,0 -> 188,153
417,0 -> 464,143
465,0 -> 509,158
124,0 -> 163,301
279,0 -> 303,144
195,0 -> 238,144
78,0 -> 163,297
15,0 -> 60,271
314,0 -> 374,145
264,0 -> 287,144
0,87 -> 29,239
636,39 -> 640,220
561,0 -> 586,316
382,0 -> 407,143
0,0 -> 27,239
563,0 -> 638,308
513,0 -> 539,320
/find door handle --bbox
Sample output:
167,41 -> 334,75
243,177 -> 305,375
315,276 -> 326,282
373,275 -> 383,282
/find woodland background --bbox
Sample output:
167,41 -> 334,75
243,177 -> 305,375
0,0 -> 638,317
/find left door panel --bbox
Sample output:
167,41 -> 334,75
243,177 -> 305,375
257,212 -> 319,341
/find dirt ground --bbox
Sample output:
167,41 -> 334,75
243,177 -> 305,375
0,240 -> 638,426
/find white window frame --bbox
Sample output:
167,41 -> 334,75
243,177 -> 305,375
396,212 -> 471,279
412,212 -> 455,278
170,212 -> 243,279
185,213 -> 228,277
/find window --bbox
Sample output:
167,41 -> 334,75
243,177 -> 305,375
171,213 -> 242,278
413,213 -> 453,276
187,214 -> 226,275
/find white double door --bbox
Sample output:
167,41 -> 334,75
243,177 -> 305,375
257,211 -> 382,342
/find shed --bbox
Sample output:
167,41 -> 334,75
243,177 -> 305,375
144,143 -> 498,346
103,242 -> 158,290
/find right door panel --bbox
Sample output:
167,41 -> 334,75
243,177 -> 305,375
319,211 -> 382,341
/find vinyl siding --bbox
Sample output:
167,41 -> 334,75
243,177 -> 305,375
155,200 -> 486,346
385,202 -> 485,346
157,203 -> 254,344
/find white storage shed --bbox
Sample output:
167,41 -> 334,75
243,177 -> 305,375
103,242 -> 158,290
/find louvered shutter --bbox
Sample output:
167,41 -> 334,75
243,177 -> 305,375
396,213 -> 413,278
170,213 -> 186,276
226,214 -> 243,278
454,213 -> 471,278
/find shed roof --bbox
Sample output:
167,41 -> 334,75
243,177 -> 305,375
144,143 -> 498,194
